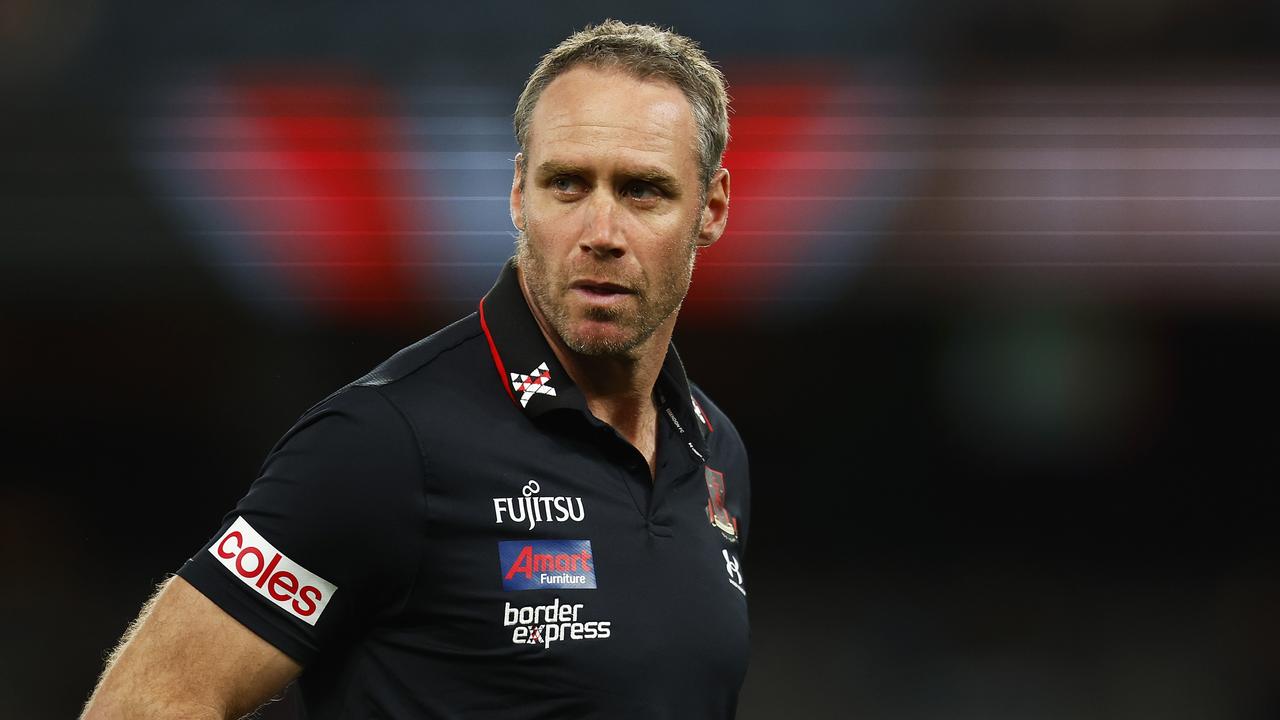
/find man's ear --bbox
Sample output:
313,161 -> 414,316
696,167 -> 730,248
510,153 -> 526,232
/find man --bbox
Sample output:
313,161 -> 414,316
84,20 -> 748,719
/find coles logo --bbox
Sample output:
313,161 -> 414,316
209,516 -> 337,626
499,539 -> 596,591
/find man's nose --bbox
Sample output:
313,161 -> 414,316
579,192 -> 627,259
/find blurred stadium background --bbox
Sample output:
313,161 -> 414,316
4,1 -> 1280,717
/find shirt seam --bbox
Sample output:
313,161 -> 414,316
350,321 -> 484,392
365,385 -> 433,620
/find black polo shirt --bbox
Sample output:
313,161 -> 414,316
178,258 -> 751,719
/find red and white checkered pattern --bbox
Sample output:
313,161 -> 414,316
511,362 -> 557,408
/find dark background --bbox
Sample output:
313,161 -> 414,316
5,1 -> 1280,717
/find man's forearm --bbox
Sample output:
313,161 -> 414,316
81,576 -> 296,720
82,694 -> 225,720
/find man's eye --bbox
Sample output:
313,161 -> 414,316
552,177 -> 581,193
624,182 -> 659,200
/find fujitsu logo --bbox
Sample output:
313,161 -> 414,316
493,480 -> 585,530
208,516 -> 337,626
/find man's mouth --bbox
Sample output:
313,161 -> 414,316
570,280 -> 635,297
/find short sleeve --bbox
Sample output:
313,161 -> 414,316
177,385 -> 426,665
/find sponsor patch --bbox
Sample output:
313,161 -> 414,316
209,516 -> 337,626
493,480 -> 586,530
503,597 -> 612,648
499,539 -> 596,591
704,467 -> 740,543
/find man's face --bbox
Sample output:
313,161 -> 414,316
511,65 -> 728,357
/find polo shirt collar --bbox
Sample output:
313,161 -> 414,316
478,258 -> 710,456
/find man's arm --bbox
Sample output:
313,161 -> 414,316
82,575 -> 302,720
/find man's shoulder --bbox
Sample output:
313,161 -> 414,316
300,313 -> 486,419
688,381 -> 746,452
351,312 -> 485,390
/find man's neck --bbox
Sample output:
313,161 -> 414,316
517,269 -> 674,462
559,336 -> 668,442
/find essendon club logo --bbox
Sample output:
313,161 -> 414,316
704,467 -> 739,543
511,362 -> 557,408
209,516 -> 337,626
498,539 -> 597,591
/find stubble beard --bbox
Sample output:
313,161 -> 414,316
515,225 -> 698,358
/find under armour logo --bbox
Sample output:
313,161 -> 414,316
511,362 -> 557,408
722,549 -> 745,596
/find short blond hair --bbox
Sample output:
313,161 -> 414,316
513,20 -> 730,190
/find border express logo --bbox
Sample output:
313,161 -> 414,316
499,539 -> 596,591
504,598 -> 611,648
